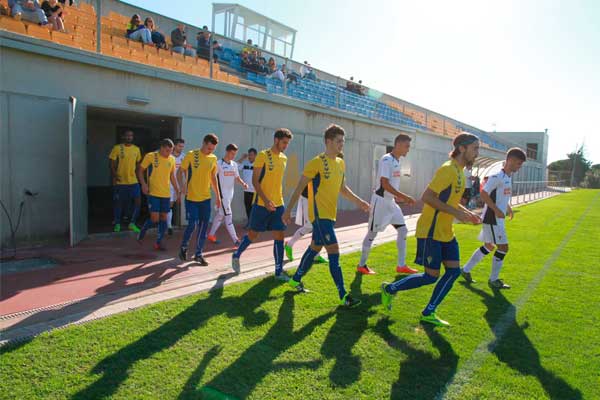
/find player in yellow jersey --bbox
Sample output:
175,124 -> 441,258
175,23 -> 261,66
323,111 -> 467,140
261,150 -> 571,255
283,124 -> 370,308
231,128 -> 293,279
177,134 -> 221,266
136,139 -> 179,251
108,130 -> 142,233
381,133 -> 482,326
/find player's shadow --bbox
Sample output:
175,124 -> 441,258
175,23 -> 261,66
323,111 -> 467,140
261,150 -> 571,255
69,274 -> 278,400
373,317 -> 458,399
464,284 -> 582,400
320,272 -> 379,388
197,291 -> 334,399
177,345 -> 223,400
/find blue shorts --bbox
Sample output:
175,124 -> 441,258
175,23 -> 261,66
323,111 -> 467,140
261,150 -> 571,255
147,195 -> 170,214
113,184 -> 141,201
185,199 -> 211,223
249,205 -> 286,232
312,218 -> 338,246
415,237 -> 460,270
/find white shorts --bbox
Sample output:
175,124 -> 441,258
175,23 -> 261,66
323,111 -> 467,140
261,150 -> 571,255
368,194 -> 405,232
478,219 -> 508,245
216,196 -> 233,216
294,197 -> 310,227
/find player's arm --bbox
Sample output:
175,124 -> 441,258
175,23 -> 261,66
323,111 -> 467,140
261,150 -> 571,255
480,177 -> 504,218
170,170 -> 179,200
422,188 -> 480,224
282,175 -> 311,224
136,164 -> 149,195
236,153 -> 248,163
252,165 -> 273,210
235,176 -> 248,189
341,178 -> 370,213
381,177 -> 416,205
109,159 -> 118,185
210,169 -> 222,209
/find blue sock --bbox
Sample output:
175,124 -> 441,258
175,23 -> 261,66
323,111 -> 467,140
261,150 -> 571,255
422,268 -> 461,316
138,219 -> 154,240
274,240 -> 284,275
113,195 -> 122,224
131,204 -> 140,224
233,235 -> 252,258
180,220 -> 197,249
328,253 -> 346,300
293,247 -> 318,282
195,220 -> 209,257
386,272 -> 438,294
157,220 -> 167,244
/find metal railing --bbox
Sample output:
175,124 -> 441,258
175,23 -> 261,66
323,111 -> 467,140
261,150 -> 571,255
511,180 -> 571,205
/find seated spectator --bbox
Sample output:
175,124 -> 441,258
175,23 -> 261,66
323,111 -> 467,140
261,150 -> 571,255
346,76 -> 356,92
300,61 -> 317,80
126,14 -> 152,44
145,17 -> 167,49
212,40 -> 222,59
272,64 -> 297,84
241,50 -> 252,71
267,57 -> 276,74
357,80 -> 365,95
41,0 -> 64,31
8,0 -> 48,24
287,65 -> 301,82
197,29 -> 218,60
256,58 -> 268,74
242,38 -> 253,53
171,23 -> 196,56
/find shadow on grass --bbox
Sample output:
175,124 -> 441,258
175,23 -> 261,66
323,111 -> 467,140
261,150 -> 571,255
373,318 -> 458,399
70,274 -> 278,400
464,283 -> 582,400
197,291 -> 334,399
320,272 -> 379,387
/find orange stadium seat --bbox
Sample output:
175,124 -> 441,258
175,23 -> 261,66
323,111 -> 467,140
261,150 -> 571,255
0,16 -> 27,35
25,22 -> 51,41
51,31 -> 75,47
127,39 -> 143,51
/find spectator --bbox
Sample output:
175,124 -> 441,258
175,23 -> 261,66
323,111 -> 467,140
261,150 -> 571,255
287,64 -> 301,82
196,29 -> 213,59
41,0 -> 64,31
212,39 -> 222,59
8,0 -> 48,24
267,57 -> 276,74
243,38 -> 253,53
256,58 -> 268,74
145,17 -> 167,49
171,23 -> 196,56
357,79 -> 365,95
346,76 -> 356,92
57,0 -> 72,5
300,61 -> 317,80
127,14 -> 152,44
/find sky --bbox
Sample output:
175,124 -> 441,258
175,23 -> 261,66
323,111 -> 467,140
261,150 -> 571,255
126,0 -> 599,164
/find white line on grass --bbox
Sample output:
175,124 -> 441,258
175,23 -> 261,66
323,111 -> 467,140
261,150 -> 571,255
437,192 -> 599,400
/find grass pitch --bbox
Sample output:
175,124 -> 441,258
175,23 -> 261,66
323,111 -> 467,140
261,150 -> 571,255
1,190 -> 598,399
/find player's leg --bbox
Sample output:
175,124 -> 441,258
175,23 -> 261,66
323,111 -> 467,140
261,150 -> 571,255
207,207 -> 224,244
154,198 -> 170,250
193,199 -> 212,266
220,197 -> 238,244
243,192 -> 253,227
381,238 -> 440,311
462,242 -> 494,283
358,230 -> 378,274
271,206 -> 287,279
138,196 -> 160,241
420,239 -> 461,326
489,243 -> 510,289
285,220 -> 312,261
129,184 -> 141,232
394,224 -> 418,274
113,185 -> 123,232
167,202 -> 174,235
179,200 -> 198,261
289,240 -> 322,292
232,205 -> 263,273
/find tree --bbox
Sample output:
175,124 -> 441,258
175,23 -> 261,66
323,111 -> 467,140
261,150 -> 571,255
583,164 -> 600,188
547,145 -> 592,186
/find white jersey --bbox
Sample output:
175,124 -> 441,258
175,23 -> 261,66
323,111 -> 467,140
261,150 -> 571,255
217,159 -> 239,199
482,170 -> 512,225
238,160 -> 255,192
374,153 -> 403,201
170,151 -> 186,200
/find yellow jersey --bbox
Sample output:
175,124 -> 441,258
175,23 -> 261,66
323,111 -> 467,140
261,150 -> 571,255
253,148 -> 287,207
140,152 -> 176,198
108,144 -> 141,185
181,150 -> 217,202
416,158 -> 466,242
303,153 -> 345,222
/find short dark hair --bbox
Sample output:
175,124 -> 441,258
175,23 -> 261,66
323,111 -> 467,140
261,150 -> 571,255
450,133 -> 479,158
248,148 -> 257,154
226,143 -> 239,152
203,134 -> 219,145
324,124 -> 345,141
173,138 -> 185,145
274,128 -> 293,140
394,133 -> 412,144
160,138 -> 174,148
506,147 -> 527,161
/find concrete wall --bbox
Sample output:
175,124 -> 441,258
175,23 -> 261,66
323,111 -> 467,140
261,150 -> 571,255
0,41 -> 505,245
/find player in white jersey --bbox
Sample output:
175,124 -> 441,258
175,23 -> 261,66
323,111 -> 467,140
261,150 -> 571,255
207,143 -> 248,245
357,133 -> 418,275
462,147 -> 527,289
168,139 -> 186,235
